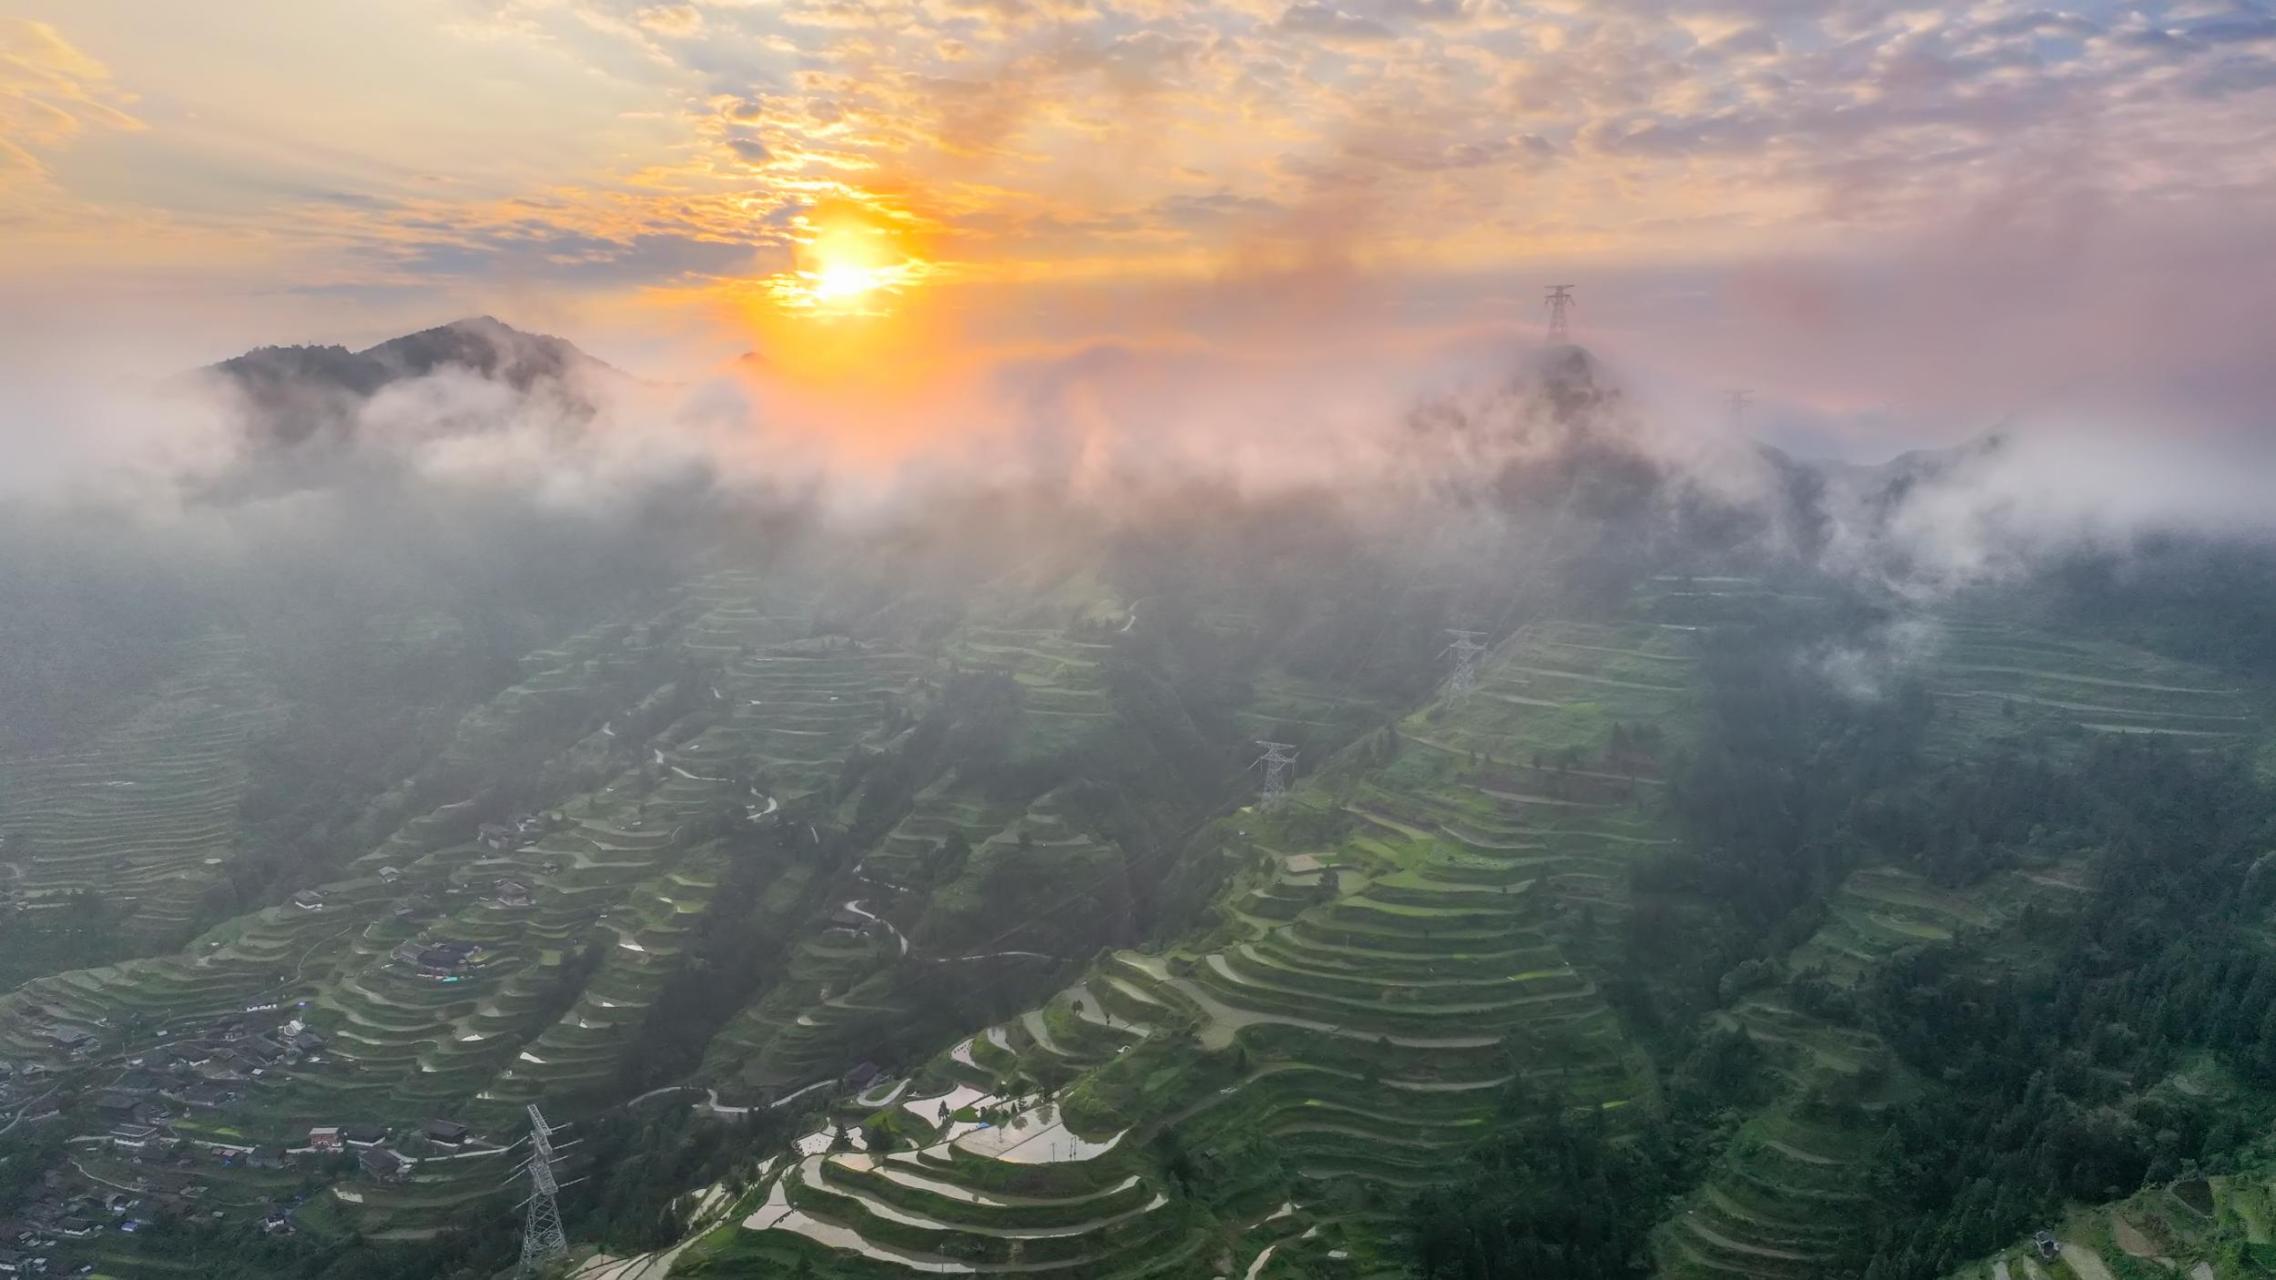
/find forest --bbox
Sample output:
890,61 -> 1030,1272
1410,594 -> 2276,1280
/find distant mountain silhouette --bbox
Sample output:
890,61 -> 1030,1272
205,316 -> 617,448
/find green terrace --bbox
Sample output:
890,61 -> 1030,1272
0,630 -> 283,948
1786,863 -> 2076,987
853,782 -> 1018,891
915,789 -> 1125,958
1650,857 -> 2068,1279
1921,606 -> 2271,760
694,1100 -> 1209,1278
729,620 -> 1684,1273
1658,1105 -> 1878,1280
707,781 -> 1110,1100
469,854 -> 724,1110
1376,618 -> 1696,928
1235,672 -> 1390,743
943,626 -> 1116,759
697,643 -> 931,801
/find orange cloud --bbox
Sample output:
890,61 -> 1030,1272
0,19 -> 140,188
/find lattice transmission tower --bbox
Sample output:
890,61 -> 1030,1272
1254,742 -> 1298,808
1443,630 -> 1488,701
517,1105 -> 574,1275
1544,285 -> 1575,343
1724,388 -> 1753,432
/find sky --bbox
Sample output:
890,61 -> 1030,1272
4,0 -> 2275,465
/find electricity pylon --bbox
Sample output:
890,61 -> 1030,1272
1443,630 -> 1488,701
518,1105 -> 569,1275
1254,742 -> 1297,808
1545,285 -> 1575,343
1724,388 -> 1753,432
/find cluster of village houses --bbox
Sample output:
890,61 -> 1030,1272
0,810 -> 575,1266
2,1001 -> 489,1264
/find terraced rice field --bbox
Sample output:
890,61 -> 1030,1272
1922,608 -> 2269,757
34,564 -> 2267,1272
706,781 -> 1118,1099
1656,1094 -> 1881,1280
732,619 -> 1684,1273
1787,865 -> 2002,985
1653,862 -> 1960,1277
692,1097 -> 1209,1278
946,626 -> 1117,760
0,575 -> 861,1109
0,632 -> 283,947
1658,864 -> 2082,1275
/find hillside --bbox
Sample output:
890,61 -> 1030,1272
10,333 -> 2276,1280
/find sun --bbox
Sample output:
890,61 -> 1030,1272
771,209 -> 926,315
809,257 -> 890,305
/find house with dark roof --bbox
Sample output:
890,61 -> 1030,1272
178,1084 -> 238,1109
339,1123 -> 388,1148
44,1028 -> 92,1054
358,1148 -> 407,1181
421,1118 -> 470,1146
195,1057 -> 248,1083
108,1124 -> 159,1150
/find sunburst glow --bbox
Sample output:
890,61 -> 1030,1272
770,211 -> 927,316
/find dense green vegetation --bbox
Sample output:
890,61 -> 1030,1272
1855,739 -> 2276,1279
1412,1085 -> 1674,1278
1404,586 -> 2276,1280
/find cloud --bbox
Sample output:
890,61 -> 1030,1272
1275,3 -> 1398,43
632,4 -> 706,38
4,0 -> 2276,512
2192,53 -> 2276,96
1809,615 -> 1944,701
0,19 -> 140,195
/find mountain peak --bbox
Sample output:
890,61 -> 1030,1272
203,315 -> 615,449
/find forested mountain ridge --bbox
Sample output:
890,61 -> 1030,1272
204,316 -> 617,450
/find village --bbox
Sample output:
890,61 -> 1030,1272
0,975 -> 501,1270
